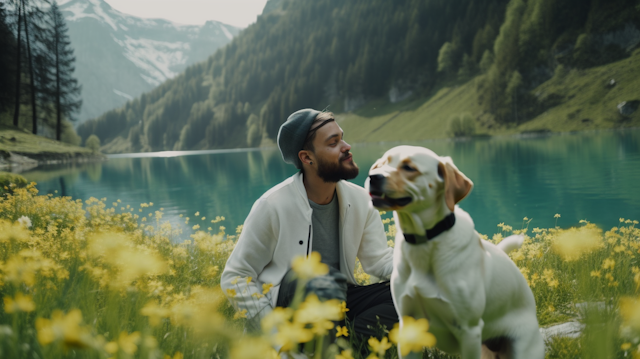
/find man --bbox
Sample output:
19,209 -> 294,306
221,108 -> 397,342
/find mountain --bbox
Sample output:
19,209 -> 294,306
77,0 -> 640,154
59,0 -> 240,123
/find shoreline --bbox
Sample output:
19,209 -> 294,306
0,150 -> 106,173
103,126 -> 640,158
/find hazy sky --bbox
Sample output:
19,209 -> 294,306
102,0 -> 269,28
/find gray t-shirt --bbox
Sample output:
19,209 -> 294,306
309,192 -> 341,271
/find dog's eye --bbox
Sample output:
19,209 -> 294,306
401,164 -> 416,172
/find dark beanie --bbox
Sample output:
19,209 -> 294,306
277,108 -> 321,169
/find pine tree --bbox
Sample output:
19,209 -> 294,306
45,1 -> 81,141
0,2 -> 17,114
22,0 -> 43,134
5,0 -> 47,133
9,0 -> 23,127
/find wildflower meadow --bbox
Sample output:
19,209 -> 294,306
0,181 -> 639,359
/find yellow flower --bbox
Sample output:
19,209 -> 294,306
226,289 -> 237,298
590,270 -> 601,278
603,258 -> 615,270
252,293 -> 264,299
107,331 -> 141,355
246,276 -> 252,284
261,307 -> 294,332
231,277 -> 239,285
389,316 -> 436,356
291,252 -> 329,280
368,336 -> 392,358
555,214 -> 561,218
234,309 -> 248,320
340,301 -> 350,313
4,293 -> 36,313
510,250 -> 524,262
336,349 -> 354,359
140,302 -> 170,326
229,337 -> 278,359
195,211 -> 200,216
163,353 -> 184,359
336,325 -> 349,337
35,309 -> 94,348
551,226 -> 603,261
273,321 -> 314,352
620,297 -> 640,331
542,269 -> 559,288
622,342 -> 632,350
262,283 -> 273,294
294,294 -> 344,325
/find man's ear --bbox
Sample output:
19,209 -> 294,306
298,149 -> 314,166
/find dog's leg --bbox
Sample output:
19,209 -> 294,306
510,322 -> 545,359
457,321 -> 484,359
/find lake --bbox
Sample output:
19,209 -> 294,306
24,129 -> 640,239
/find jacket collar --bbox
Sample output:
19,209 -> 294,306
292,172 -> 351,218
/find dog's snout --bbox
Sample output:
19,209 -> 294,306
368,174 -> 385,193
369,174 -> 385,185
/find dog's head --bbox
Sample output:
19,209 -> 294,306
366,145 -> 473,213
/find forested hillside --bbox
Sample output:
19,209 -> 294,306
77,0 -> 640,153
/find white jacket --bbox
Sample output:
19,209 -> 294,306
221,172 -> 394,321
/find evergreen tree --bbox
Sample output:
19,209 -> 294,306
6,0 -> 47,133
45,1 -> 81,141
9,0 -> 23,127
0,2 -> 17,114
22,0 -> 43,134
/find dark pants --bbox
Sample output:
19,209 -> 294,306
276,268 -> 398,340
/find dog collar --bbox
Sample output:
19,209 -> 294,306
404,213 -> 456,244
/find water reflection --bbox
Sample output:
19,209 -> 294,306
25,129 -> 640,237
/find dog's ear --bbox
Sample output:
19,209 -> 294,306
438,160 -> 473,212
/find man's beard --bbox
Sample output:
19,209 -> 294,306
316,153 -> 359,183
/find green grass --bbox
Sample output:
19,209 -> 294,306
338,48 -> 640,144
0,124 -> 94,156
1,184 -> 640,358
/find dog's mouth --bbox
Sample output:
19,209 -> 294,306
369,190 -> 412,209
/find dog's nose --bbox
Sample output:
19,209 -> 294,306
369,174 -> 385,191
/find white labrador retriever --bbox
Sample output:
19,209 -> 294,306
365,145 -> 543,359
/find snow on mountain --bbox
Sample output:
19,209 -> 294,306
60,0 -> 241,123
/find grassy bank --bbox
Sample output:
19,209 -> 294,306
338,48 -> 640,144
0,184 -> 639,358
0,124 -> 104,172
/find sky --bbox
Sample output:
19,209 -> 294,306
102,0 -> 270,28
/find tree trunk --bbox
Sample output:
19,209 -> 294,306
12,2 -> 22,127
23,1 -> 37,135
55,25 -> 61,141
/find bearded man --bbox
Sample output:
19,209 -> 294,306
221,108 -> 397,343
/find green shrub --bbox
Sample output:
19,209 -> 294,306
85,134 -> 101,152
449,113 -> 477,137
0,171 -> 27,195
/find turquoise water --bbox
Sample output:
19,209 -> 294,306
25,129 -> 640,238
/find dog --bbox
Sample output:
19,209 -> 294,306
365,145 -> 543,359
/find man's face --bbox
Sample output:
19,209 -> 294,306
311,122 -> 359,182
